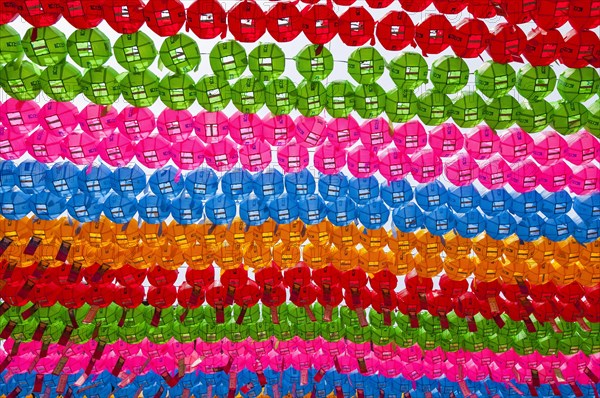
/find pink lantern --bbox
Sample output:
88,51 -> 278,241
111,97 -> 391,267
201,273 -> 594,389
508,159 -> 541,193
326,116 -> 360,149
373,343 -> 398,360
569,164 -> 600,195
205,137 -> 239,172
321,339 -> 346,357
194,111 -> 229,144
398,345 -> 422,363
0,99 -> 40,135
38,101 -> 79,136
464,359 -> 489,381
244,338 -> 271,357
195,341 -> 222,358
445,151 -> 479,186
565,130 -> 599,166
471,348 -> 495,366
311,349 -> 332,373
95,351 -> 120,374
117,106 -> 156,141
378,355 -> 402,378
295,116 -> 327,148
347,145 -> 379,178
113,341 -> 140,358
393,120 -> 427,154
488,362 -> 514,382
423,358 -> 447,380
429,123 -> 464,157
99,133 -> 135,167
314,142 -> 346,174
197,353 -> 228,374
519,352 -> 542,370
150,354 -> 175,376
360,118 -> 392,153
239,139 -> 272,171
171,136 -> 205,170
229,112 -> 263,145
403,360 -> 423,381
464,125 -> 500,160
335,353 -> 357,374
0,126 -> 27,160
346,341 -> 370,358
222,339 -> 246,358
532,130 -> 568,166
410,149 -> 443,183
423,346 -> 446,364
272,338 -> 296,356
499,128 -> 534,163
277,142 -> 310,173
262,115 -> 295,147
143,340 -> 170,358
478,154 -> 510,189
61,132 -> 98,165
378,146 -> 410,182
446,350 -> 471,365
157,109 -> 194,143
78,104 -> 119,140
296,337 -> 323,355
539,160 -> 572,192
135,135 -> 172,168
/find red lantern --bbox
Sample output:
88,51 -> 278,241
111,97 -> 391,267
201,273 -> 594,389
449,18 -> 490,58
532,299 -> 561,332
487,23 -> 527,64
568,0 -> 600,31
265,2 -> 302,43
523,28 -> 564,67
185,266 -> 215,287
221,265 -> 249,306
404,269 -> 433,303
316,284 -> 343,322
414,14 -> 454,56
582,300 -> 600,323
228,0 -> 266,43
532,0 -> 570,30
467,0 -> 497,18
504,299 -> 536,332
58,283 -> 90,309
585,285 -> 599,305
261,282 -> 286,324
556,282 -> 585,305
16,0 -> 62,27
343,285 -> 372,326
397,289 -> 422,328
284,262 -> 312,301
147,284 -> 177,326
116,265 -> 147,287
177,282 -> 205,312
290,283 -> 318,322
455,292 -> 480,332
427,290 -> 453,329
312,264 -> 342,320
529,281 -> 557,302
82,263 -> 116,285
494,0 -> 536,24
371,290 -> 397,326
301,4 -> 339,45
0,0 -> 18,24
143,0 -> 185,37
186,0 -> 227,39
400,0 -> 433,12
560,29 -> 600,68
433,0 -> 468,14
341,267 -> 369,327
338,7 -> 375,47
114,284 -> 145,326
471,278 -> 504,327
234,280 -> 261,324
103,0 -> 146,34
439,275 -> 468,297
365,0 -> 394,7
84,283 -> 115,323
147,265 -> 178,287
61,0 -> 104,28
375,11 -> 415,51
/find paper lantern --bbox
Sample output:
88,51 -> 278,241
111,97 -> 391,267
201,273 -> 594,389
517,100 -> 554,133
314,143 -> 346,174
228,0 -> 266,42
462,125 -> 498,160
542,214 -> 575,241
261,115 -> 294,147
557,67 -> 600,102
318,173 -> 349,201
565,130 -> 599,166
24,129 -> 61,163
250,169 -> 283,200
415,14 -> 453,55
265,78 -> 298,115
410,149 -> 443,183
574,193 -> 600,221
424,205 -> 455,236
551,101 -> 589,135
119,70 -> 160,108
0,60 -> 41,101
170,192 -> 203,224
158,73 -> 196,110
134,135 -> 171,168
156,109 -> 193,144
231,77 -> 266,114
326,197 -> 357,227
427,123 -> 463,157
277,143 -> 309,173
77,104 -> 117,140
452,91 -> 487,128
358,199 -> 389,230
337,7 -> 375,46
209,40 -> 248,81
113,31 -> 156,73
184,168 -> 218,199
284,169 -> 315,197
66,28 -> 110,70
447,184 -> 480,214
192,111 -> 227,144
358,118 -> 390,152
414,180 -> 446,211
239,139 -> 271,172
148,166 -> 184,199
103,0 -> 145,34
137,194 -> 170,224
392,203 -> 424,233
248,43 -> 286,83
39,62 -> 82,102
80,66 -> 121,105
46,161 -> 79,198
239,196 -> 269,227
445,152 -> 479,186
205,137 -> 239,172
483,95 -> 519,130
186,0 -> 226,39
475,61 -> 516,99
265,2 -> 302,42
388,52 -> 428,89
376,11 -> 415,51
479,187 -> 512,216
378,147 -> 410,182
301,4 -> 339,45
347,145 -> 378,178
531,0 -> 569,30
296,80 -> 326,117
205,194 -> 236,225
117,106 -> 155,141
21,26 -> 67,67
570,164 -> 600,195
416,90 -> 452,126
0,99 -> 39,138
486,211 -> 516,240
561,29 -> 600,69
158,34 -> 200,75
293,46 -> 334,84
392,121 -> 426,155
110,164 -> 145,197
0,24 -> 22,65
143,0 -> 185,37
220,168 -> 252,199
103,193 -> 137,224
385,88 -> 418,123
516,65 -> 557,101
430,56 -> 469,94
478,155 -> 510,189
499,128 -> 534,164
449,18 -> 489,58
59,0 -> 104,29
523,28 -> 564,66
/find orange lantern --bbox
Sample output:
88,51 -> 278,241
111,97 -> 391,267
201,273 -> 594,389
251,219 -> 280,247
553,237 -> 581,266
358,247 -> 393,274
272,242 -> 300,269
472,233 -> 503,260
524,258 -> 552,285
215,241 -> 243,270
29,219 -> 59,245
414,230 -> 443,257
226,219 -> 252,249
503,235 -> 534,263
184,244 -> 215,270
578,262 -> 600,286
79,217 -> 115,248
305,221 -> 330,246
166,221 -> 197,250
197,223 -> 227,248
0,217 -> 32,245
550,259 -> 580,286
387,228 -> 416,255
472,256 -> 501,281
140,221 -> 168,248
390,251 -> 415,276
442,230 -> 472,259
413,253 -> 443,278
531,237 -> 556,264
279,220 -> 306,247
242,241 -> 272,269
302,243 -> 331,270
358,227 -> 388,250
114,220 -> 141,249
329,244 -> 358,271
499,257 -> 529,285
156,243 -> 185,271
329,223 -> 359,247
90,242 -> 123,271
443,257 -> 475,280
126,245 -> 157,270
580,240 -> 600,264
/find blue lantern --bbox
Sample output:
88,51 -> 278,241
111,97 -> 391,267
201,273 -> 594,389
573,193 -> 600,221
424,204 -> 455,236
78,163 -> 112,198
185,168 -> 219,199
67,193 -> 103,222
253,169 -> 284,199
221,168 -> 253,199
540,191 -> 573,218
415,181 -> 448,211
447,184 -> 480,213
509,189 -> 542,217
358,198 -> 390,230
103,193 -> 138,224
29,191 -> 67,220
348,176 -> 379,205
542,214 -> 575,241
573,217 -> 600,244
485,211 -> 516,240
318,173 -> 349,202
46,162 -> 80,197
380,179 -> 413,208
137,194 -> 171,224
516,213 -> 544,242
112,165 -> 147,198
454,209 -> 485,238
326,197 -> 357,227
268,193 -> 299,224
285,169 -> 316,196
16,160 -> 48,194
205,194 -> 236,225
479,188 -> 512,216
240,195 -> 270,226
392,202 -> 424,233
149,166 -> 185,199
0,190 -> 31,220
299,194 -> 327,225
0,160 -> 17,193
170,192 -> 203,224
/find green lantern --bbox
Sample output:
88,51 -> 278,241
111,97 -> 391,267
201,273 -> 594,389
119,70 -> 160,107
0,60 -> 41,100
210,40 -> 248,80
447,312 -> 469,335
340,306 -> 360,328
159,34 -> 201,74
535,334 -> 560,356
42,321 -> 65,344
439,329 -> 461,352
368,308 -> 396,329
354,83 -> 386,119
147,323 -> 173,344
249,43 -> 285,82
475,61 -> 516,99
231,76 -> 266,114
296,321 -> 321,341
120,322 -> 147,344
173,321 -> 199,343
313,303 -> 339,322
40,62 -> 82,101
581,334 -> 600,356
385,88 -> 418,123
203,306 -> 232,325
551,101 -> 589,134
462,331 -> 485,352
10,318 -> 38,342
176,307 -> 204,327
474,314 -> 497,337
22,26 -> 67,66
320,319 -> 344,342
248,319 -> 273,342
388,52 -> 428,89
484,333 -> 511,353
557,67 -> 600,102
114,32 -> 157,72
430,56 -> 469,94
325,80 -> 355,118
517,100 -> 554,133
295,45 -> 334,82
587,99 -> 600,136
555,317 -> 579,338
484,95 -> 520,130
417,90 -> 453,125
80,66 -> 121,105
272,321 -> 295,342
416,326 -> 440,351
69,322 -> 95,344
451,91 -> 487,128
158,73 -> 197,110
396,326 -> 418,348
512,330 -> 536,355
265,78 -> 297,115
67,28 -> 111,69
96,323 -> 120,344
197,321 -> 225,343
516,65 -> 556,101
196,74 -> 231,112
296,80 -> 326,117
263,305 -> 289,328
348,47 -> 385,85
346,324 -> 372,344
418,312 -> 443,334
232,304 -> 260,324
0,25 -> 23,64
370,324 -> 396,346
97,304 -> 124,325
36,304 -> 67,324
288,303 -> 313,326
557,334 -> 582,355
143,307 -> 175,327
